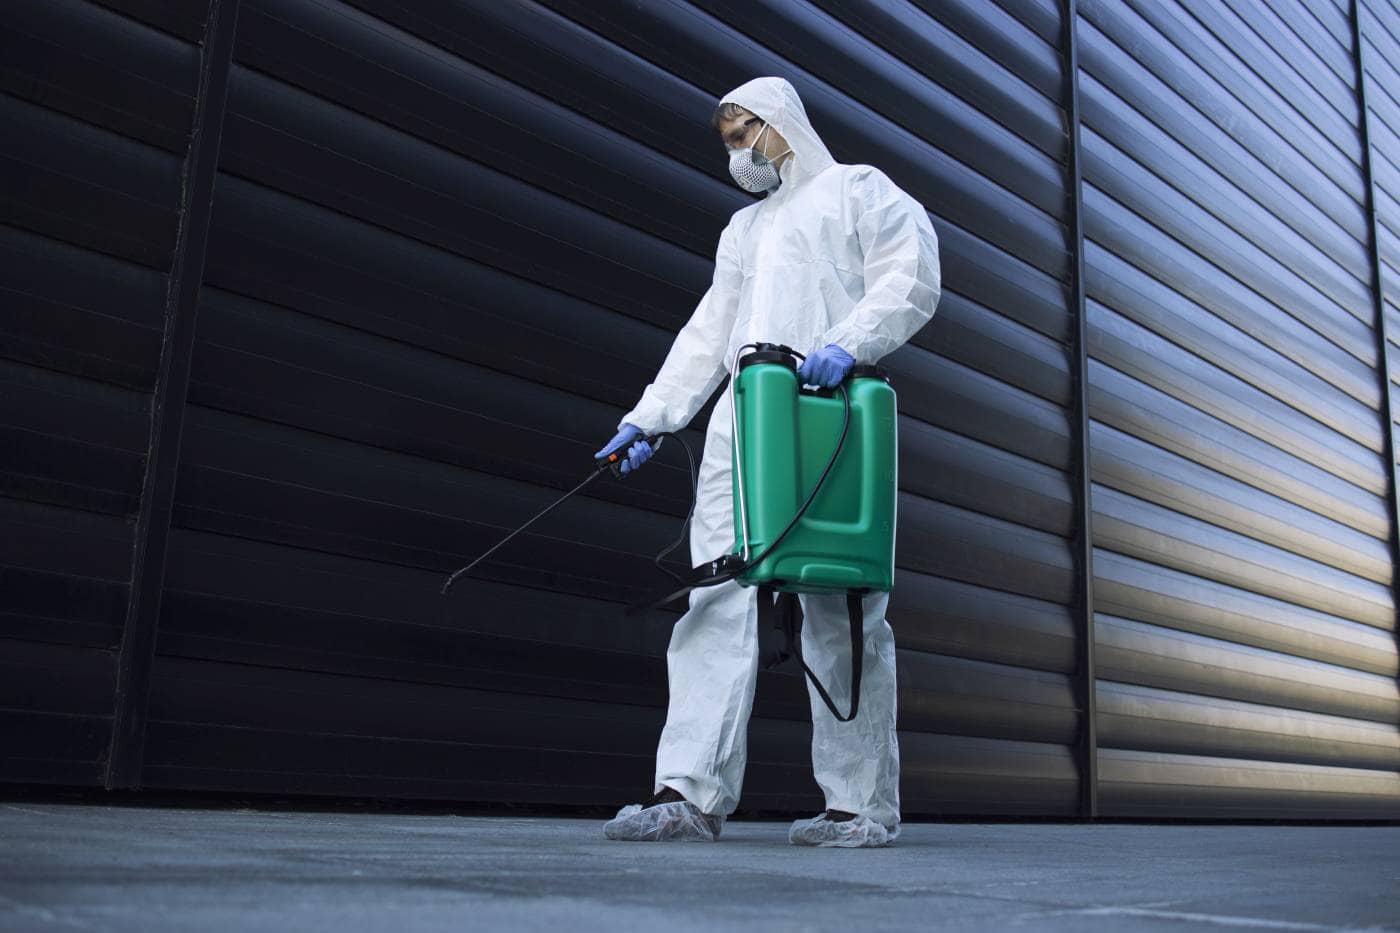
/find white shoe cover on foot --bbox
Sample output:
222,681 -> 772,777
603,800 -> 722,842
788,812 -> 897,847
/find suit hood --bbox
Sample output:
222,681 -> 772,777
719,77 -> 836,189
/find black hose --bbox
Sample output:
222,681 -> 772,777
745,382 -> 850,571
648,430 -> 698,583
675,380 -> 850,591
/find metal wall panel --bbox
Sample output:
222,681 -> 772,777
1082,0 -> 1400,818
0,0 -> 204,786
1360,0 -> 1400,826
4,0 -> 1398,819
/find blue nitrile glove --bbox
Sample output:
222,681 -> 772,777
797,344 -> 855,388
595,423 -> 656,475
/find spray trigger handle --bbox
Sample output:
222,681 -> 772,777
596,434 -> 661,478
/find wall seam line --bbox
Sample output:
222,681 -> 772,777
1065,0 -> 1099,820
106,0 -> 242,790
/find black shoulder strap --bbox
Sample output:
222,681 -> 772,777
759,587 -> 865,723
758,585 -> 800,670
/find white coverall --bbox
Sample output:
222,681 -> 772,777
619,77 -> 941,836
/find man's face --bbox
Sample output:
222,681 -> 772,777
717,107 -> 791,167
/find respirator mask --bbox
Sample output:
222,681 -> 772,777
728,120 -> 791,193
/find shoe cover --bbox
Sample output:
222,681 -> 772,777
603,800 -> 722,842
788,812 -> 897,847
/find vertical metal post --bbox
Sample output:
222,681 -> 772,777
106,0 -> 241,789
1063,0 -> 1098,819
1350,0 -> 1400,725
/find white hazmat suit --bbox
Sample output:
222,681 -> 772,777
614,77 -> 940,844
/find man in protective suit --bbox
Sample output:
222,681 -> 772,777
595,76 -> 941,847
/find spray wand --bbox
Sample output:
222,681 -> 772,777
439,431 -> 686,596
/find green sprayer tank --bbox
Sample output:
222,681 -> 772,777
730,346 -> 897,594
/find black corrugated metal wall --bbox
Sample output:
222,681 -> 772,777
1082,0 -> 1400,817
2,0 -> 1397,819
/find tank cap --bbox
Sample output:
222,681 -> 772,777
849,364 -> 890,382
738,349 -> 797,371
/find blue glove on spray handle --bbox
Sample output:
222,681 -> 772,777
797,343 -> 854,388
595,423 -> 657,476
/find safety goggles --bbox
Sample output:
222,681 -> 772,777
723,115 -> 765,151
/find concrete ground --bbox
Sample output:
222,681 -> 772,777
1,800 -> 1398,932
